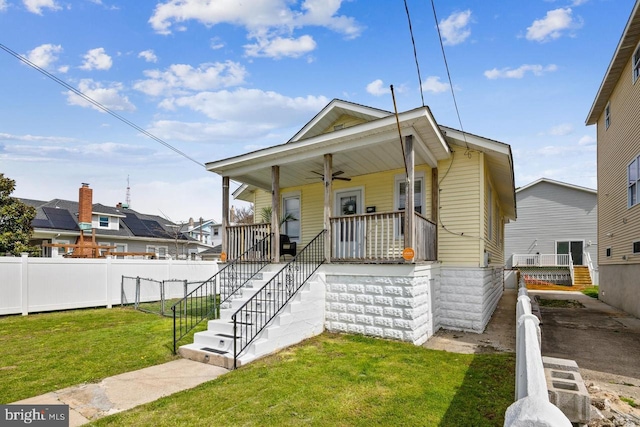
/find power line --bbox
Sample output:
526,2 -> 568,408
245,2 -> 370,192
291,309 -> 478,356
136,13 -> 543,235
403,0 -> 425,107
0,42 -> 205,168
428,0 -> 470,150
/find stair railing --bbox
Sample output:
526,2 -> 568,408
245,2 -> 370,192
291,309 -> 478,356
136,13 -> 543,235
232,230 -> 326,368
568,253 -> 574,286
171,233 -> 272,354
583,251 -> 595,285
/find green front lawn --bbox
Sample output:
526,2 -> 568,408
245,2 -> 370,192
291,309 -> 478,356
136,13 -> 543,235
0,307 -> 204,403
95,333 -> 515,427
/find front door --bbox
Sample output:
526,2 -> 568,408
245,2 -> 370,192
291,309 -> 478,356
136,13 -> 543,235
334,189 -> 363,258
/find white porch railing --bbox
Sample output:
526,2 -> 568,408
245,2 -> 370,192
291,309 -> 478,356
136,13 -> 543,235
330,211 -> 436,262
512,253 -> 570,267
504,279 -> 572,426
584,251 -> 595,285
226,223 -> 271,260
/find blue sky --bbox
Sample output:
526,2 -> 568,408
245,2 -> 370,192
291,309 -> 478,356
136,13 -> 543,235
0,0 -> 634,222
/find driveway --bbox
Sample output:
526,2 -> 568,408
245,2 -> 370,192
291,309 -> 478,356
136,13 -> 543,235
533,290 -> 640,419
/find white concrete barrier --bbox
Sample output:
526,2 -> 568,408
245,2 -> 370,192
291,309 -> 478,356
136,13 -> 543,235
504,279 -> 571,426
0,254 -> 218,316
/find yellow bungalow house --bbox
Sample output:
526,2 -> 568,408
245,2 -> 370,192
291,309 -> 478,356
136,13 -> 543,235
177,99 -> 516,368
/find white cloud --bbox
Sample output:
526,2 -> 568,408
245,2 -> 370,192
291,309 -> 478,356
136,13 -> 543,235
484,64 -> 558,79
526,8 -> 581,42
23,0 -> 60,14
138,49 -> 158,63
159,88 -> 328,127
58,65 -> 69,73
421,76 -> 449,94
571,0 -> 588,5
24,43 -> 62,69
210,37 -> 225,50
366,79 -> 389,96
549,123 -> 574,136
0,0 -> 7,12
134,61 -> 247,97
578,135 -> 596,146
80,47 -> 113,71
148,0 -> 362,58
65,79 -> 135,112
438,10 -> 472,46
149,0 -> 362,36
0,132 -> 77,143
244,35 -> 316,58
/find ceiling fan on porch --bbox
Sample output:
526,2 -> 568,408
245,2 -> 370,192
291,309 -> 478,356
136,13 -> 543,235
307,170 -> 352,181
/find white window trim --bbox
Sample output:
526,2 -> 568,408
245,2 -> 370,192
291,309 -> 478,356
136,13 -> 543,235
146,245 -> 168,258
606,247 -> 612,258
633,241 -> 640,254
394,173 -> 425,213
628,155 -> 640,208
281,190 -> 301,243
605,102 -> 611,130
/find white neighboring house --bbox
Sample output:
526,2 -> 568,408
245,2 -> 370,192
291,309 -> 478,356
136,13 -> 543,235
504,178 -> 597,286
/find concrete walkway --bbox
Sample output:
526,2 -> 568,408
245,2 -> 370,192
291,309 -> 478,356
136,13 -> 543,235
11,359 -> 228,426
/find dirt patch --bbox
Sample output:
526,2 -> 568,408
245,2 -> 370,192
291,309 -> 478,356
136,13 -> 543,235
537,298 -> 585,308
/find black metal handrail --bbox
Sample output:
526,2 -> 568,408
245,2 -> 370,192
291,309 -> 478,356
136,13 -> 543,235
232,230 -> 326,368
171,233 -> 272,354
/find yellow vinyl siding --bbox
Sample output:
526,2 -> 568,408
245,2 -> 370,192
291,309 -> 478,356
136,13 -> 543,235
320,114 -> 368,134
597,50 -> 640,266
437,150 -> 483,266
253,190 -> 272,223
483,160 -> 505,265
248,166 -> 433,249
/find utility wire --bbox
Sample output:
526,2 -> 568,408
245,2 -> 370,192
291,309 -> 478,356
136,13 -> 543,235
428,0 -> 470,150
0,42 -> 205,168
403,0 -> 425,107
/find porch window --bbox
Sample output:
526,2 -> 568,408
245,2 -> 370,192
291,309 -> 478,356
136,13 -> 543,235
395,175 -> 424,214
628,156 -> 639,207
634,42 -> 640,83
282,193 -> 300,242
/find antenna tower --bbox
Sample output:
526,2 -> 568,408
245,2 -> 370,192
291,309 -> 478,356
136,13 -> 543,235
125,175 -> 131,208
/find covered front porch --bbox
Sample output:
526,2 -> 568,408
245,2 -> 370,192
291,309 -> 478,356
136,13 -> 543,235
207,101 -> 451,264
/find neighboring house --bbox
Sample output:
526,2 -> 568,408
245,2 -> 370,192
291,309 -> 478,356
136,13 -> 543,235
191,98 -> 515,365
22,183 -> 209,259
586,0 -> 640,318
183,218 -> 222,248
504,178 -> 597,287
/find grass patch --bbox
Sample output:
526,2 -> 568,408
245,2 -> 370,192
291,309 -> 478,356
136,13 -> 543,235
537,298 -> 584,308
94,333 -> 515,427
582,286 -> 599,299
0,307 -> 206,404
621,396 -> 639,408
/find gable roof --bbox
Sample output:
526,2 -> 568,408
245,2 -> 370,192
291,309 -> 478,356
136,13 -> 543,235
206,100 -> 451,190
288,99 -> 392,142
586,0 -> 640,125
516,178 -> 597,195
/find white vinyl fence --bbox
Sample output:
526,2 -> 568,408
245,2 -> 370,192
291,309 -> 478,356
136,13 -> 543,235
0,254 -> 218,316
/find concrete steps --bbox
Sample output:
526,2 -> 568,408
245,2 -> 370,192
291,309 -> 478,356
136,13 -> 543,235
178,264 -> 325,369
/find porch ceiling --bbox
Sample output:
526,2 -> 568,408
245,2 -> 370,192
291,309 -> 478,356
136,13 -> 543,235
206,107 -> 451,191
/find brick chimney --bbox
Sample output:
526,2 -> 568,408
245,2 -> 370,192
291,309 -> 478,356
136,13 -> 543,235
78,183 -> 93,231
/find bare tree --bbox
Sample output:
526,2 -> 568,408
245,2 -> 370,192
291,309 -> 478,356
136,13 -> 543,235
233,205 -> 254,224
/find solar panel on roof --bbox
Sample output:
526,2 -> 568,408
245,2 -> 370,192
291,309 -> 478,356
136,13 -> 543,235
141,219 -> 173,239
42,207 -> 78,230
121,213 -> 156,237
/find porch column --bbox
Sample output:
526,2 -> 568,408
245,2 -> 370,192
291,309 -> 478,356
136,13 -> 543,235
432,168 -> 438,258
272,166 -> 281,263
404,135 -> 415,257
221,176 -> 229,260
324,153 -> 332,263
